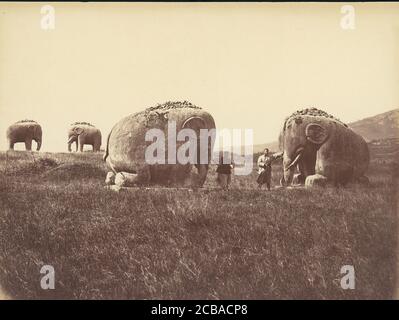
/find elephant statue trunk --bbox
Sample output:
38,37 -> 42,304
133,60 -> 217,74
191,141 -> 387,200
67,136 -> 77,152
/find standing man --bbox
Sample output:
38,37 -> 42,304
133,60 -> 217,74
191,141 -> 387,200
257,148 -> 281,190
216,153 -> 234,190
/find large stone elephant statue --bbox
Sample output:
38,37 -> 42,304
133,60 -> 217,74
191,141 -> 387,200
103,101 -> 216,188
68,122 -> 102,152
6,120 -> 42,151
279,108 -> 369,187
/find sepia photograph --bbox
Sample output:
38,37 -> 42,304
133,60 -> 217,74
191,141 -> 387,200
0,1 -> 398,305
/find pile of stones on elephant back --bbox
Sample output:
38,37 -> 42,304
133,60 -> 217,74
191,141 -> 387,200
141,100 -> 201,115
70,121 -> 95,127
16,119 -> 38,123
136,100 -> 203,126
283,107 -> 348,131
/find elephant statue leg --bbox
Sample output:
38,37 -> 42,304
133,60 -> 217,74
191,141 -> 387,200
35,139 -> 42,151
305,174 -> 328,188
195,164 -> 209,187
25,139 -> 32,151
8,140 -> 14,150
115,172 -> 139,187
105,172 -> 116,185
93,142 -> 100,152
114,166 -> 151,187
137,166 -> 151,185
292,173 -> 305,185
94,140 -> 101,152
78,136 -> 84,152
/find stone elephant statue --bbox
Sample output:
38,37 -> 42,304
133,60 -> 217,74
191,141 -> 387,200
103,101 -> 216,188
279,108 -> 369,187
6,120 -> 42,151
68,122 -> 102,152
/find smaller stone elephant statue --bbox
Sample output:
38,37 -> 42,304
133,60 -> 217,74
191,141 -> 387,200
68,122 -> 102,152
7,120 -> 42,151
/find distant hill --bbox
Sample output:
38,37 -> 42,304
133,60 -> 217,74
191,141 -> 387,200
348,108 -> 399,142
253,141 -> 280,154
368,137 -> 399,164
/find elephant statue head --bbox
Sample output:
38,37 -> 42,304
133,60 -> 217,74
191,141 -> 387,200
279,108 -> 369,187
68,122 -> 102,152
103,101 -> 216,188
6,120 -> 42,151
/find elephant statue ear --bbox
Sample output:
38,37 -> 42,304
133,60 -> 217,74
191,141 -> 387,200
74,127 -> 84,135
305,123 -> 328,145
182,117 -> 206,132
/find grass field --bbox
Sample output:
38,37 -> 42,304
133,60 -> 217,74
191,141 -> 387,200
0,150 -> 397,299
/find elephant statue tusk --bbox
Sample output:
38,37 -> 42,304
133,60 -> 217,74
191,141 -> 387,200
67,136 -> 75,144
286,148 -> 304,170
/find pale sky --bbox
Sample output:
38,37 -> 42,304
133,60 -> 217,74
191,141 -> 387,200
0,2 -> 398,151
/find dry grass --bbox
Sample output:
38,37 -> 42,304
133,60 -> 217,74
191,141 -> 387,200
0,150 -> 397,299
